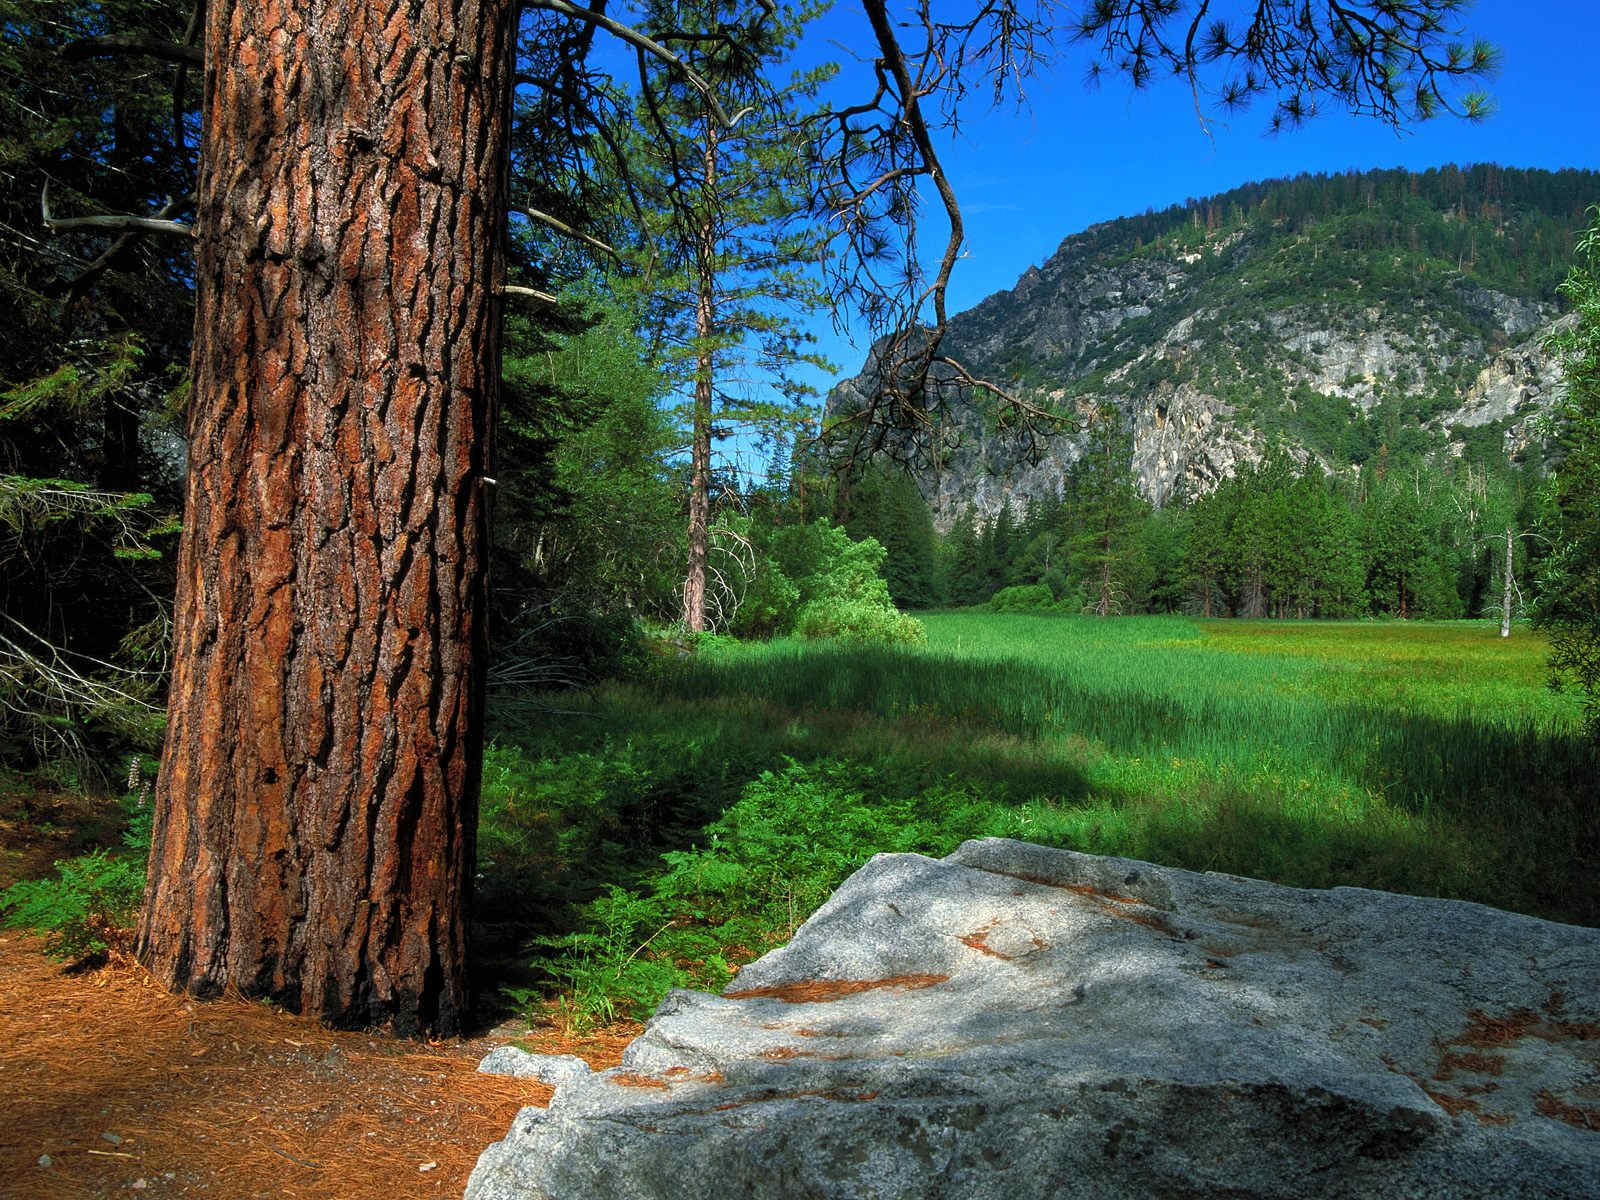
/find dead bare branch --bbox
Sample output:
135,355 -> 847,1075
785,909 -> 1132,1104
523,0 -> 751,129
42,181 -> 193,237
500,283 -> 562,304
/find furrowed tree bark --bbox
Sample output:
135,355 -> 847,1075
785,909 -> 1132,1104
136,0 -> 515,1035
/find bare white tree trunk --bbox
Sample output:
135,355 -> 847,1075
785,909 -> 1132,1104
1500,525 -> 1514,638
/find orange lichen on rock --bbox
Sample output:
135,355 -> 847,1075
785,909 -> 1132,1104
1456,1008 -> 1541,1048
1423,1088 -> 1481,1118
960,924 -> 1013,960
710,1087 -> 881,1114
724,974 -> 948,1004
611,1073 -> 670,1090
1054,884 -> 1182,936
1447,1007 -> 1599,1051
1434,1050 -> 1507,1080
1534,1090 -> 1600,1131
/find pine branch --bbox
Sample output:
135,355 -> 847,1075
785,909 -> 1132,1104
61,35 -> 203,67
523,0 -> 752,129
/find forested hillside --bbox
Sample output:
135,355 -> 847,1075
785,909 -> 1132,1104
830,164 -> 1598,520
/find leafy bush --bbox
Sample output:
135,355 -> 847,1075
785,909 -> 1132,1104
522,886 -> 689,1030
988,583 -> 1055,612
721,514 -> 801,639
763,519 -> 926,645
0,783 -> 153,961
1,851 -> 144,960
795,596 -> 926,645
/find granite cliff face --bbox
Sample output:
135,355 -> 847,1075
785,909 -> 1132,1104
826,167 -> 1596,528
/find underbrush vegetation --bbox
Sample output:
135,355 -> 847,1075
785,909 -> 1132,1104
484,613 -> 1595,1029
0,787 -> 152,959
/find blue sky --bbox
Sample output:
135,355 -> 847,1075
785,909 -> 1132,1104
785,0 -> 1600,396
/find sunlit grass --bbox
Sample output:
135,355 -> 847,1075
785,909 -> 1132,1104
626,614 -> 1592,923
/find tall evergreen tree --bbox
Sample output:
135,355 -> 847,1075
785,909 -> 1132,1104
940,508 -> 985,607
1066,407 -> 1149,616
981,499 -> 1017,599
633,0 -> 834,632
844,465 -> 938,608
1535,207 -> 1600,741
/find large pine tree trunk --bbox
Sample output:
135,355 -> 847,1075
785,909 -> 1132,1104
136,0 -> 515,1035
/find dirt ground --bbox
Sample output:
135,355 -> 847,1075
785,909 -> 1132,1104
0,789 -> 639,1199
0,933 -> 639,1199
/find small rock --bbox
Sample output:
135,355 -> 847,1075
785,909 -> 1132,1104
419,1161 -> 438,1173
37,1155 -> 52,1168
101,1131 -> 123,1146
477,1047 -> 591,1084
130,1179 -> 148,1191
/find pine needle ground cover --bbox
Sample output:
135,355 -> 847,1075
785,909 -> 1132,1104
484,615 -> 1595,1028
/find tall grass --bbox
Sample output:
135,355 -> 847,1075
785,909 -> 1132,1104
656,617 -> 1586,821
639,615 -> 1594,923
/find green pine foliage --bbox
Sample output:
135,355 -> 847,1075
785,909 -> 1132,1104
1065,408 -> 1150,616
926,417 -> 1547,623
841,466 -> 939,609
1535,208 -> 1600,742
0,2 -> 195,777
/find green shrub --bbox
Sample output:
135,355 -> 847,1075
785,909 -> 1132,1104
525,761 -> 970,1029
0,781 -> 155,961
520,886 -> 688,1030
1,848 -> 145,960
796,597 -> 926,645
988,583 -> 1055,612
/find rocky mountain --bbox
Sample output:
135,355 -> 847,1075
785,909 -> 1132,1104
827,165 -> 1599,528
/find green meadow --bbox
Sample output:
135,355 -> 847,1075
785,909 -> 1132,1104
479,615 -> 1596,1026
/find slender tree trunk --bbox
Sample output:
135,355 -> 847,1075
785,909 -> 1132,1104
1500,525 -> 1514,638
136,0 -> 515,1035
682,123 -> 719,633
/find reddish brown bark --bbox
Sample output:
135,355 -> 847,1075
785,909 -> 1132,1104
681,124 -> 718,634
136,0 -> 516,1035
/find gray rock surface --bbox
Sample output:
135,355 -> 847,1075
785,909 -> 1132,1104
477,1047 -> 593,1084
467,840 -> 1600,1199
467,844 -> 1593,1200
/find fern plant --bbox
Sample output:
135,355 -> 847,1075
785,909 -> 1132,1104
1,783 -> 153,960
1,849 -> 145,960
